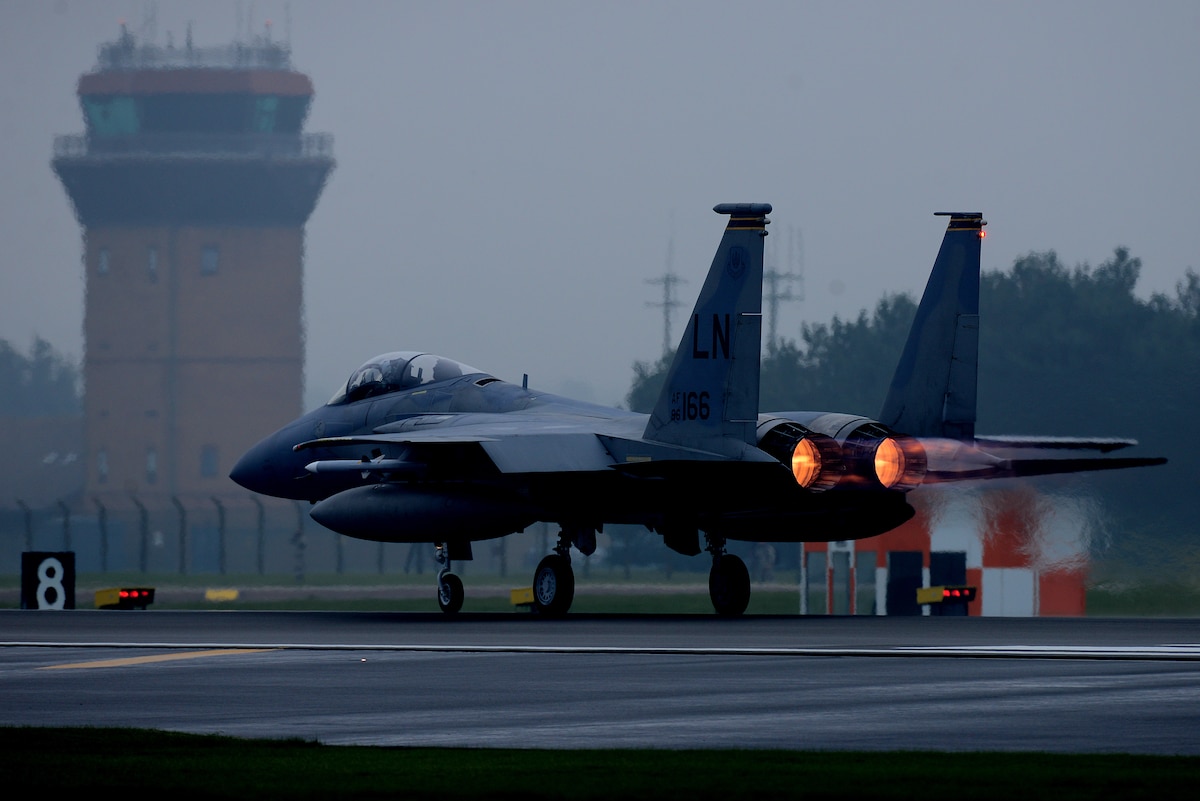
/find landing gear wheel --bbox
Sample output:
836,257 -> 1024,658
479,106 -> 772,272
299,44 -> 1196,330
709,553 -> 750,617
533,554 -> 575,617
437,572 -> 464,614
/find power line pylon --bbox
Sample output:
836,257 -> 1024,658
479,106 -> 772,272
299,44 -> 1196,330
646,236 -> 687,357
764,225 -> 805,352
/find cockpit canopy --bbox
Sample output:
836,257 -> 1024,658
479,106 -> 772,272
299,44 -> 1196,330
327,352 -> 485,405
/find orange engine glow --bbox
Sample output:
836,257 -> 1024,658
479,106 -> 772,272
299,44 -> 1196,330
756,420 -> 843,492
790,438 -> 822,488
871,436 -> 927,490
874,437 -> 906,488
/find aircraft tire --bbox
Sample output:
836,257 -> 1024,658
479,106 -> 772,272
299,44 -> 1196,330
438,572 -> 465,614
709,554 -> 750,616
533,554 -> 575,617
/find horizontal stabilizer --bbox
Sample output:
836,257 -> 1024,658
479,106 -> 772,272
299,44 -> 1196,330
973,435 -> 1138,454
924,454 -> 1167,484
1004,455 -> 1167,479
918,436 -> 1166,484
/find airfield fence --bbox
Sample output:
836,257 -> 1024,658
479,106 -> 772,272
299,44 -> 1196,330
0,496 -> 784,581
0,495 -> 566,580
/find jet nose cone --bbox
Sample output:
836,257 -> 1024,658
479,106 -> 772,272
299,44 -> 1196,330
230,432 -> 303,498
229,445 -> 270,494
230,415 -> 342,501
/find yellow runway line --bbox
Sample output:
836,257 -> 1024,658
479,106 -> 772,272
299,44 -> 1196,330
40,648 -> 279,670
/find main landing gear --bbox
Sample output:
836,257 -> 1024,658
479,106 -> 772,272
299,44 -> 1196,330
707,535 -> 751,616
433,530 -> 749,617
533,556 -> 574,617
433,532 -> 580,616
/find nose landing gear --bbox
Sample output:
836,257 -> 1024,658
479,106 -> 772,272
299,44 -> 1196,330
434,543 -> 464,614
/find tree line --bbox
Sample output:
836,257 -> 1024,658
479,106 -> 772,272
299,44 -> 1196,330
0,337 -> 80,417
627,249 -> 1200,579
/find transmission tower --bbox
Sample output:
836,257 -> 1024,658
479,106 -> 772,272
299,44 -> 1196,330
646,236 -> 687,357
764,225 -> 805,351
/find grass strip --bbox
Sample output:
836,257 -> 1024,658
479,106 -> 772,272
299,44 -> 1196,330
0,727 -> 1198,800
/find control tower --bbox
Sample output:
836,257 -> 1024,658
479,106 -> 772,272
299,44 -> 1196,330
53,26 -> 334,503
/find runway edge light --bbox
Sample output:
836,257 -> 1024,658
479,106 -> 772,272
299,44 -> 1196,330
94,587 -> 156,610
916,585 -> 977,605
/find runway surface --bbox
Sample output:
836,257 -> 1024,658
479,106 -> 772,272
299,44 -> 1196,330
1,610 -> 1198,753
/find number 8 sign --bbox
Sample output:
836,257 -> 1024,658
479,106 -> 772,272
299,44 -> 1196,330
21,552 -> 75,610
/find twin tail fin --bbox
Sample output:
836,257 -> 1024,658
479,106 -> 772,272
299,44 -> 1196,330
644,204 -> 771,454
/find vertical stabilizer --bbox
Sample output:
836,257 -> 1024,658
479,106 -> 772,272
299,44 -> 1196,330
644,203 -> 770,452
879,212 -> 985,439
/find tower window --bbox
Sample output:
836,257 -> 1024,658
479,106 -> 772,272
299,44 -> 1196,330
200,445 -> 219,478
97,449 -> 109,484
253,96 -> 279,132
147,246 -> 158,282
97,248 -> 110,275
84,96 -> 139,136
201,245 -> 219,275
146,447 -> 158,485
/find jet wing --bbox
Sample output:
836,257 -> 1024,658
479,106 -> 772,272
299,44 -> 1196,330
295,422 -> 760,476
297,433 -> 500,447
297,429 -> 613,473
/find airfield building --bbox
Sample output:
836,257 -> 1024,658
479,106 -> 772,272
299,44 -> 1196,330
52,25 -> 333,505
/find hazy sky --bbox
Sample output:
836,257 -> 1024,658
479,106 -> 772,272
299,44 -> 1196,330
2,0 -> 1197,411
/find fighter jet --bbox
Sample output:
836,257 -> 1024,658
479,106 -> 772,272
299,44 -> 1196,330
230,204 -> 1166,616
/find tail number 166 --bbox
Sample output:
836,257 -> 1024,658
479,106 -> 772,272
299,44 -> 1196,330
672,390 -> 711,421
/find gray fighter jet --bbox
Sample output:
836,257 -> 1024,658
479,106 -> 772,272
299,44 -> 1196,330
231,204 -> 1165,615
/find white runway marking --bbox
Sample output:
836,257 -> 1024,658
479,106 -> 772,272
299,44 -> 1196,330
6,641 -> 1200,661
